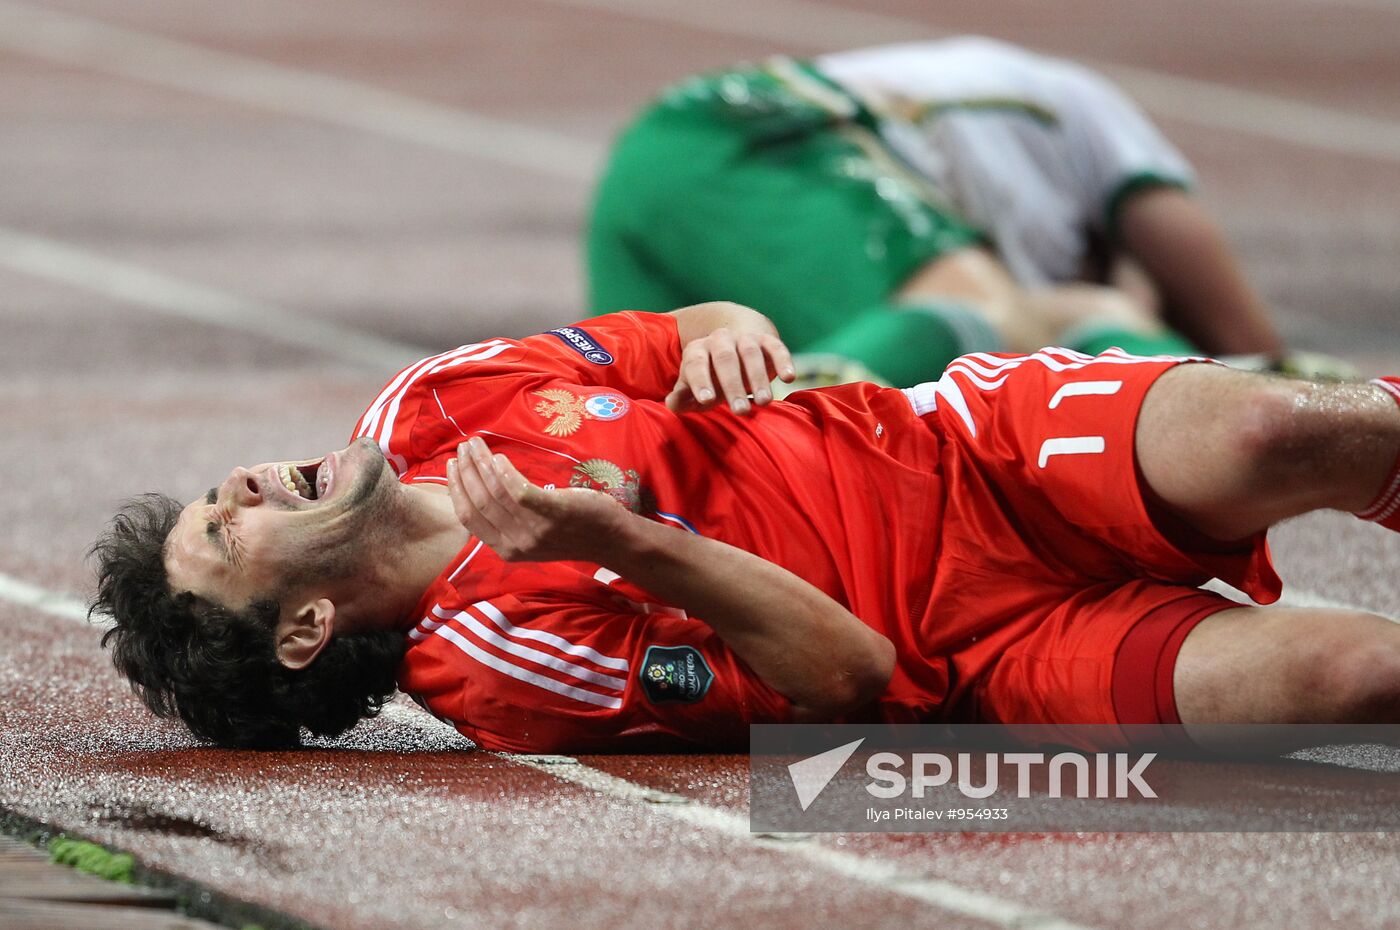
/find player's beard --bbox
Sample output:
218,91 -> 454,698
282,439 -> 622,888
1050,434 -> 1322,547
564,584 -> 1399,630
279,448 -> 396,590
341,441 -> 391,512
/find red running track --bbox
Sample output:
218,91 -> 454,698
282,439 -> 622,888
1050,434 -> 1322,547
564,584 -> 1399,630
2,1 -> 1400,927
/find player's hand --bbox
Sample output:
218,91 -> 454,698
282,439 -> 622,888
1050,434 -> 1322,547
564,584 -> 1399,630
665,326 -> 795,416
447,437 -> 624,563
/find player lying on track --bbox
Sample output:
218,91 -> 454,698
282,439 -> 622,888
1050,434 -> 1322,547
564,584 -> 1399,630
91,302 -> 1400,754
589,37 -> 1348,389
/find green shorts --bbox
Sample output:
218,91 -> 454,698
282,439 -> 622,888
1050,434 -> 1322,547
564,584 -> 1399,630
586,61 -> 985,349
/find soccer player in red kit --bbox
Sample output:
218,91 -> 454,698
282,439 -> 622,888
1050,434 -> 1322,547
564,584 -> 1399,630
94,302 -> 1400,754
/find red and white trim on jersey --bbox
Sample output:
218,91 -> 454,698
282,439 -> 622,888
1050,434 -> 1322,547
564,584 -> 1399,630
902,369 -> 978,435
949,347 -> 1191,388
353,340 -> 513,473
1355,377 -> 1400,527
446,540 -> 485,583
1358,473 -> 1400,526
903,347 -> 1199,436
410,600 -> 630,709
474,429 -> 583,464
431,388 -> 471,441
1372,376 -> 1400,407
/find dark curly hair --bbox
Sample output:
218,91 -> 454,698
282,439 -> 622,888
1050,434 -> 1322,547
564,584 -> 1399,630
89,493 -> 405,748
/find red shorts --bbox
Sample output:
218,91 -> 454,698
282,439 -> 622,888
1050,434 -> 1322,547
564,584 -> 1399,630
904,348 -> 1282,747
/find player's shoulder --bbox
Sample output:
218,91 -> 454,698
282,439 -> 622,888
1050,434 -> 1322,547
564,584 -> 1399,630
524,310 -> 680,370
370,311 -> 673,393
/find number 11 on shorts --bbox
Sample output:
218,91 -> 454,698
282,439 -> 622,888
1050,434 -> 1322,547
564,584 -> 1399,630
1038,379 -> 1123,468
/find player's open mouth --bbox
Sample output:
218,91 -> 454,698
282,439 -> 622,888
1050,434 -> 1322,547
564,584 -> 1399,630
270,455 -> 333,504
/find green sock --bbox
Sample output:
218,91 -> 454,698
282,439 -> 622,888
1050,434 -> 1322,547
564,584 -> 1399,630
803,300 -> 1000,387
1062,322 -> 1198,358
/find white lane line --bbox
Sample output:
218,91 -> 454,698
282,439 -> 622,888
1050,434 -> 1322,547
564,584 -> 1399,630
511,754 -> 1096,930
0,573 -> 91,624
1096,65 -> 1400,164
11,570 -> 1397,923
2,0 -> 1398,171
33,568 -> 1390,928
0,573 -> 1093,926
1285,0 -> 1400,11
534,0 -> 1400,165
0,0 -> 603,181
0,226 -> 427,371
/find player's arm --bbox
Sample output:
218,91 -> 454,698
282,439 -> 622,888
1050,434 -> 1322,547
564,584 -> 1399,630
1114,187 -> 1284,358
447,436 -> 895,721
665,302 -> 797,416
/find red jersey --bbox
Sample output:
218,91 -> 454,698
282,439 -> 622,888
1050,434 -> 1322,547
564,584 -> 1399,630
366,313 -> 1278,753
368,311 -> 949,752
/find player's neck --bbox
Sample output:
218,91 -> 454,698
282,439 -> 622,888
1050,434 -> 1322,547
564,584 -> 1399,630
345,482 -> 472,633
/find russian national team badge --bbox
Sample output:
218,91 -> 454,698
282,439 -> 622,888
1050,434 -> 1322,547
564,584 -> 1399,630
570,458 -> 651,514
532,389 -> 630,437
639,645 -> 713,704
583,392 -> 629,421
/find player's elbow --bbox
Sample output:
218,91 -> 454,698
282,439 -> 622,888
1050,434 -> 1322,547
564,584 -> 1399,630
800,633 -> 896,719
848,633 -> 897,706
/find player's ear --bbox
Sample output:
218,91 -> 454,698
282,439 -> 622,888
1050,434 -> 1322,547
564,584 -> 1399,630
275,598 -> 335,670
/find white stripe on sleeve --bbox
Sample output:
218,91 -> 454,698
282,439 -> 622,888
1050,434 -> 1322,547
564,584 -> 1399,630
435,600 -> 630,672
433,624 -> 623,709
443,609 -> 628,690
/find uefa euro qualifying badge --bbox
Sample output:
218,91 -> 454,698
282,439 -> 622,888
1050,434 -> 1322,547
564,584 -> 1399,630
640,645 -> 713,703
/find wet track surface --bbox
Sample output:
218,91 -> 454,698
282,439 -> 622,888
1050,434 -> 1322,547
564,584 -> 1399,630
5,515 -> 1400,929
3,0 -> 1400,927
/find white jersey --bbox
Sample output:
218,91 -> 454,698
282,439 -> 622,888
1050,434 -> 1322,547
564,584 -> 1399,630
813,38 -> 1194,285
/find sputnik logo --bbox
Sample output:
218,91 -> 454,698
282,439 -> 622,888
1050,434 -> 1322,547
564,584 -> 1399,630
788,738 -> 865,811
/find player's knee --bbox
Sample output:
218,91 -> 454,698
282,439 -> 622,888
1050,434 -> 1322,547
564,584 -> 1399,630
1227,380 -> 1316,479
811,635 -> 897,718
1319,636 -> 1400,722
